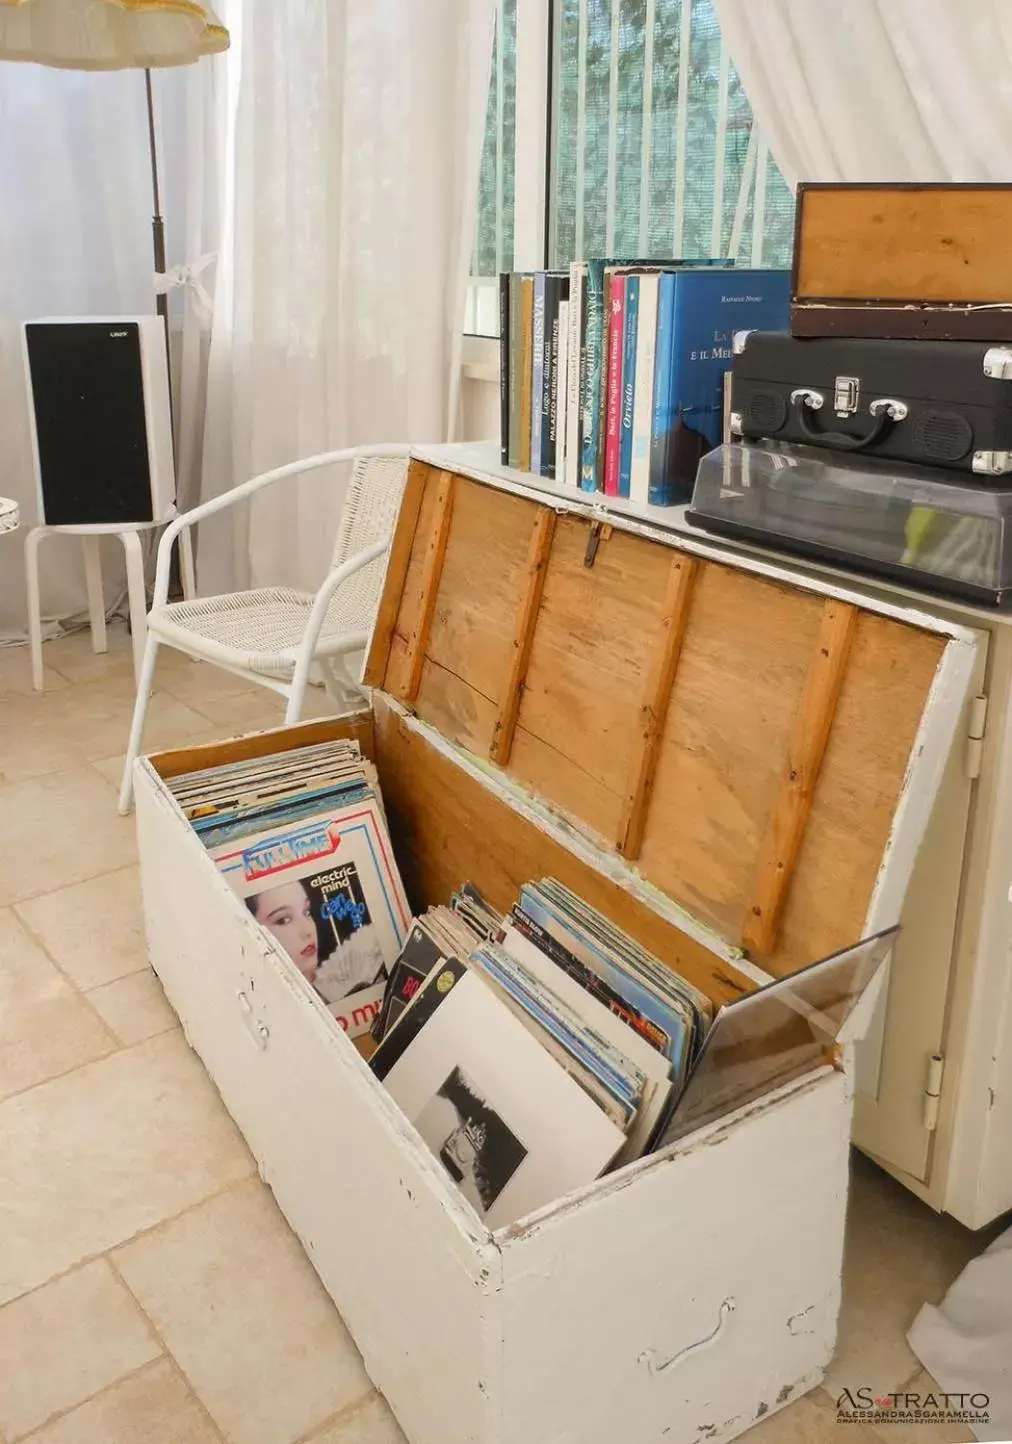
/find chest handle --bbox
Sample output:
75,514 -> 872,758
637,1297 -> 736,1376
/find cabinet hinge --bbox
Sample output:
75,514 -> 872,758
965,694 -> 988,780
923,1053 -> 944,1132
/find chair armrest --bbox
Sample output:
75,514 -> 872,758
288,536 -> 392,698
150,443 -> 411,609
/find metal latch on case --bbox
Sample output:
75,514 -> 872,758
833,375 -> 860,416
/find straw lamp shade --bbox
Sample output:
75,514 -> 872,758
0,0 -> 231,466
0,0 -> 228,68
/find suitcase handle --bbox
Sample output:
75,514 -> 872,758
790,391 -> 908,451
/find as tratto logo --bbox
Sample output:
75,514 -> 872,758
836,1387 -> 991,1427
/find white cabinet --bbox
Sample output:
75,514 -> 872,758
920,617 -> 1012,1227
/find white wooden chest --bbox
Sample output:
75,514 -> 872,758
134,452 -> 980,1444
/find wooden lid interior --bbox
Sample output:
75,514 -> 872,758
365,461 -> 948,980
795,184 -> 1012,304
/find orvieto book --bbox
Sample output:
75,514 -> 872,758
618,273 -> 639,499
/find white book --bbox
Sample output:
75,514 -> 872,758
629,272 -> 660,506
498,919 -> 672,1162
555,300 -> 569,483
564,263 -> 585,489
382,968 -> 625,1229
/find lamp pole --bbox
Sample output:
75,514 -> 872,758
144,67 -> 175,462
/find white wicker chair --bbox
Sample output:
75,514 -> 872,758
118,445 -> 410,813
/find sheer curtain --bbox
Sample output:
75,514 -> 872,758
0,59 -> 216,638
197,0 -> 496,597
712,0 -> 1012,186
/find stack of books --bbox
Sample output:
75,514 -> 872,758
169,738 -> 411,1039
498,261 -> 790,506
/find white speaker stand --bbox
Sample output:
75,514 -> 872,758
25,518 -> 195,692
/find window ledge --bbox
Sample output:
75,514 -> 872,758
461,333 -> 500,383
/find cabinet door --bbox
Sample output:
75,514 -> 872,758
852,639 -> 987,1183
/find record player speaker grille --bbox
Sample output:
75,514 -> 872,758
742,390 -> 788,435
913,410 -> 973,463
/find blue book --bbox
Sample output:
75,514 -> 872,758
618,275 -> 639,499
530,272 -> 546,475
649,273 -> 677,504
648,267 -> 790,507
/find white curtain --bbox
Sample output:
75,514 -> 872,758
197,0 -> 496,598
712,0 -> 1012,187
0,59 -> 216,637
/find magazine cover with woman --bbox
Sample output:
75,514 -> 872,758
211,800 -> 411,1037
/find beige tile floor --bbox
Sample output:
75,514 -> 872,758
0,623 -> 995,1444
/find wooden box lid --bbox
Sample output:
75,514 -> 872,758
364,449 -> 981,982
793,182 -> 1012,308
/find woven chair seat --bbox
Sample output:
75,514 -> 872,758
149,585 -> 372,681
146,452 -> 408,684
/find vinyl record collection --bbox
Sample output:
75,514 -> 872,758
168,737 -> 410,1037
172,735 -> 891,1231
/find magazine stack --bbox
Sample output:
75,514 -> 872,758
167,737 -> 410,1038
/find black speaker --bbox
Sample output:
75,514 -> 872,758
23,316 -> 174,526
912,410 -> 974,465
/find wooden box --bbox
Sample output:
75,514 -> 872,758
133,448 -> 981,1444
791,182 -> 1012,340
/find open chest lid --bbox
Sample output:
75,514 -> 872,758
363,444 -> 983,992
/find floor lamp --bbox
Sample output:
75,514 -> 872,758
0,0 -> 230,438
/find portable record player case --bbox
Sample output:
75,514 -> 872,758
132,446 -> 981,1444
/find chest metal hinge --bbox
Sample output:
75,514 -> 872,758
965,694 -> 988,780
923,1053 -> 944,1132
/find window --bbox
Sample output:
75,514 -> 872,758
467,0 -> 517,337
467,0 -> 793,336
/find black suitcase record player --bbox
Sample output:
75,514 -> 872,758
731,333 -> 1012,480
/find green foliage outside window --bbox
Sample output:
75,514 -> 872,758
473,0 -> 794,279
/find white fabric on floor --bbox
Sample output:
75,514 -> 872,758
712,0 -> 1012,187
908,1223 -> 1012,1442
